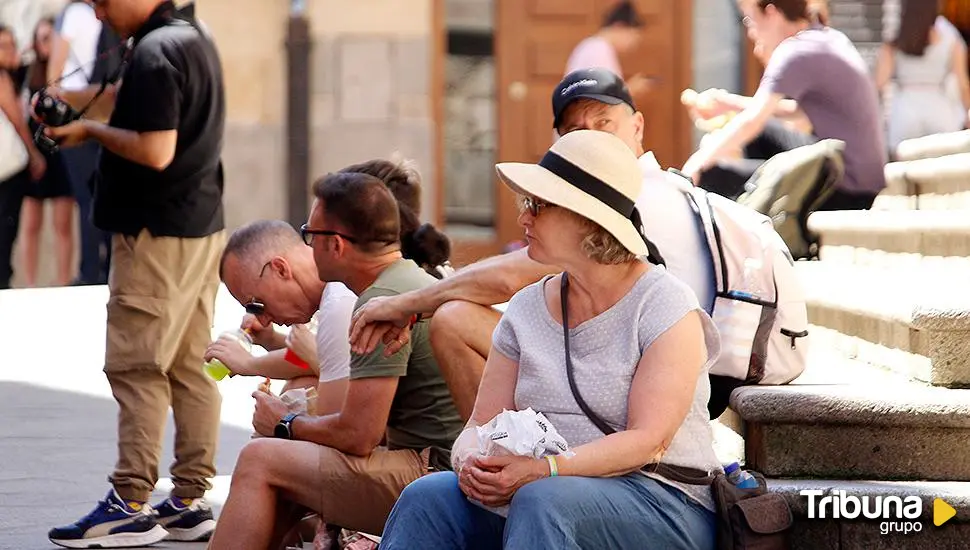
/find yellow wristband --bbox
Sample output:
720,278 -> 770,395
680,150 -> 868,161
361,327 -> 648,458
546,455 -> 559,477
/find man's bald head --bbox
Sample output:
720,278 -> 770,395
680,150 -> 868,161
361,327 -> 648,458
219,220 -> 304,281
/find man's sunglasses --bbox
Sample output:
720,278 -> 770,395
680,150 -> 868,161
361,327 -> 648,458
300,224 -> 358,246
243,299 -> 265,316
242,261 -> 271,316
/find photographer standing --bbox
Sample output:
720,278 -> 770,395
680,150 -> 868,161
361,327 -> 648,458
41,1 -> 227,547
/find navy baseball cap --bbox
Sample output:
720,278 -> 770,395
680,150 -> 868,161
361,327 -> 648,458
552,68 -> 636,129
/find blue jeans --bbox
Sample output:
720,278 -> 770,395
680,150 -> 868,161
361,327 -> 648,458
380,472 -> 716,550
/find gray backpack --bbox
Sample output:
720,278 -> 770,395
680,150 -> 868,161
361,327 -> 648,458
738,139 -> 845,260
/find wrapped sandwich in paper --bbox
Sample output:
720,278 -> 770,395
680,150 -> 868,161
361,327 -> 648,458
469,408 -> 574,517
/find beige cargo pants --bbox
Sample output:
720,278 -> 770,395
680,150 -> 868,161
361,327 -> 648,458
104,229 -> 226,502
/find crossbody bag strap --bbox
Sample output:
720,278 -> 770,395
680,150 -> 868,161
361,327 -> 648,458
561,272 -> 616,436
560,272 -> 715,486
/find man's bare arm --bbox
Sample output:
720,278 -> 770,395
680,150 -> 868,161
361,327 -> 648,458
398,247 -> 554,316
48,84 -> 120,123
290,377 -> 398,456
56,120 -> 176,170
348,248 -> 556,354
724,92 -> 801,120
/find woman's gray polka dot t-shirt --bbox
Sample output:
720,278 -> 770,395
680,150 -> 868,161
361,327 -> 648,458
492,266 -> 723,510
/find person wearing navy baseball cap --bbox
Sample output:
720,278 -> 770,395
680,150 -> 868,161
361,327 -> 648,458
552,68 -> 636,129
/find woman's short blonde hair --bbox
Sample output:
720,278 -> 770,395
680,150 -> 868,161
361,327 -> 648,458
573,212 -> 639,265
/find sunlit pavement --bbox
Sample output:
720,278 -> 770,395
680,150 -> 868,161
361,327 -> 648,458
0,285 -> 281,550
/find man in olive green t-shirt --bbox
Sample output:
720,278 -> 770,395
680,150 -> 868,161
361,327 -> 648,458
207,171 -> 462,548
352,258 -> 464,470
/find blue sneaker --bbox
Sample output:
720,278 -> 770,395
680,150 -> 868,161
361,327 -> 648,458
153,496 -> 216,542
48,490 -> 168,548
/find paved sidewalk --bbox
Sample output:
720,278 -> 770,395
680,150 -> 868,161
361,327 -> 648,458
0,285 -> 280,550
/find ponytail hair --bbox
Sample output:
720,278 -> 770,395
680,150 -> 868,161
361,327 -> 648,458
339,157 -> 453,278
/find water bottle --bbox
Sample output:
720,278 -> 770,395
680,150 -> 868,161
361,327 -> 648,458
724,462 -> 760,489
203,328 -> 253,381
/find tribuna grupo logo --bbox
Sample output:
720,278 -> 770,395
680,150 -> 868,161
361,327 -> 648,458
800,490 -> 955,535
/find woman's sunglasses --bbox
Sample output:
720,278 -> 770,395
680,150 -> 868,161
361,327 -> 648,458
520,196 -> 552,217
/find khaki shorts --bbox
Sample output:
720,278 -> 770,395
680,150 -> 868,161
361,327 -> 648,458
311,446 -> 430,536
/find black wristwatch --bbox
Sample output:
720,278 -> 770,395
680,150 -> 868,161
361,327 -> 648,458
274,412 -> 301,440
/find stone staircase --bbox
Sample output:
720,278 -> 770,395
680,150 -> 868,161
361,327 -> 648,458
728,131 -> 970,548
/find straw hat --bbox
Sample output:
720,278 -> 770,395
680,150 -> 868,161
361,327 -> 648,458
495,130 -> 647,257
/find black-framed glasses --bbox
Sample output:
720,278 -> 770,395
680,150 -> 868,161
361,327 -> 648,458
242,261 -> 271,316
300,224 -> 358,246
520,196 -> 552,217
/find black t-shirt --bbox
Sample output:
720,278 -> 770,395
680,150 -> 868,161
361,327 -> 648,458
94,1 -> 225,237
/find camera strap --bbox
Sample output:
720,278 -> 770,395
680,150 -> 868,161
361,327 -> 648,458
74,46 -> 131,119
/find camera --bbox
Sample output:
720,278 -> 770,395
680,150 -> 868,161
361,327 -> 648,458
33,89 -> 81,155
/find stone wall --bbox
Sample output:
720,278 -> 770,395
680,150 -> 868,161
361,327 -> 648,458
196,0 -> 288,230
303,0 -> 437,223
197,0 -> 438,229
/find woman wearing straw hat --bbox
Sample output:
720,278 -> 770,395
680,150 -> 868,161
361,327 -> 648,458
379,130 -> 721,549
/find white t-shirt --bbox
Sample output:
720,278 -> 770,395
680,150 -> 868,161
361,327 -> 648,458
58,2 -> 102,90
635,153 -> 716,313
565,36 -> 622,76
314,282 -> 357,383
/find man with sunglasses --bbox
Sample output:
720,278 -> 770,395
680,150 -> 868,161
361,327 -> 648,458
204,220 -> 357,410
206,171 -> 462,549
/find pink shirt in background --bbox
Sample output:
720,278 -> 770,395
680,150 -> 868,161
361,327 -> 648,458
565,36 -> 622,76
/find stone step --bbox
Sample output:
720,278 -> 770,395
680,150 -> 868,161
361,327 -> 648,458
797,261 -> 970,386
790,337 -> 915,387
768,478 -> 970,549
731,383 -> 970,481
715,346 -> 912,457
807,210 -> 970,270
875,152 -> 970,211
894,130 -> 970,162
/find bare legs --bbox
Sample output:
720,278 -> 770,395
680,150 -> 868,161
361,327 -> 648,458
20,197 -> 74,286
429,301 -> 500,421
207,439 -> 320,550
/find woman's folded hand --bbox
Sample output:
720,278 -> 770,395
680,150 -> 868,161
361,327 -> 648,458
458,455 -> 547,507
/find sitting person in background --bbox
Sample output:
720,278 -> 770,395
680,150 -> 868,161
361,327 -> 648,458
380,130 -> 721,549
340,158 -> 453,279
876,0 -> 970,154
207,170 -> 462,549
682,0 -> 886,211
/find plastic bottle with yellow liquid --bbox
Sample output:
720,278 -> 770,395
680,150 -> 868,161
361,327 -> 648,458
203,328 -> 254,381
